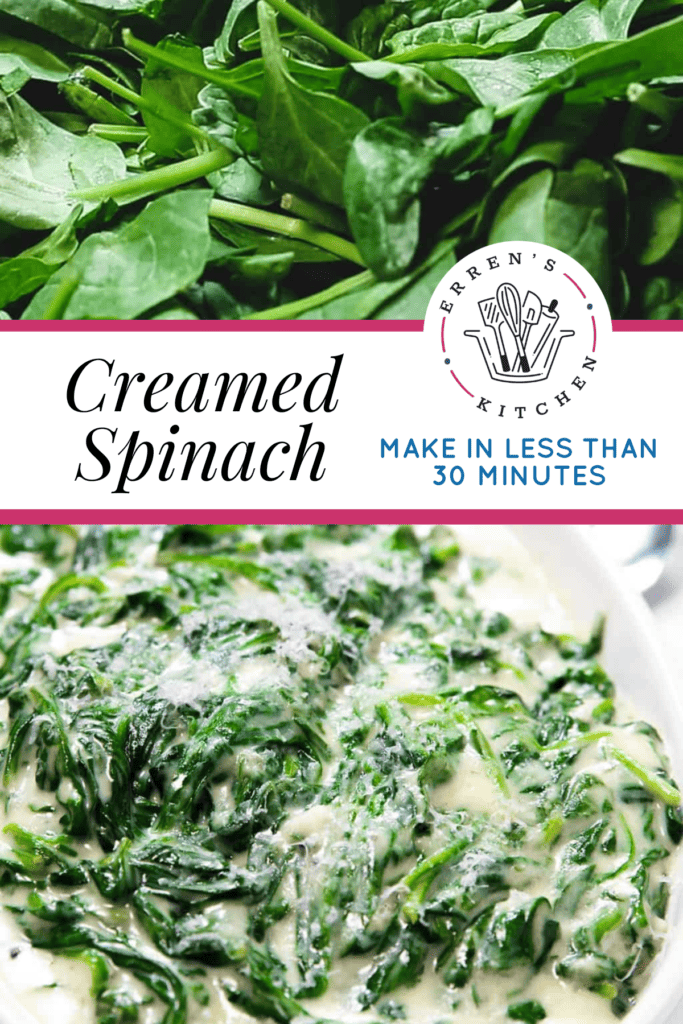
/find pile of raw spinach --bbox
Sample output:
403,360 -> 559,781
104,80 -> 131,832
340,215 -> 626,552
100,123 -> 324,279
1,0 -> 683,319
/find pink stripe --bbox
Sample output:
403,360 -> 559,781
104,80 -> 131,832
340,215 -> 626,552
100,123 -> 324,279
612,321 -> 683,331
3,319 -> 680,331
563,273 -> 586,299
592,315 -> 596,352
441,316 -> 446,352
2,510 -> 681,524
3,319 -> 423,332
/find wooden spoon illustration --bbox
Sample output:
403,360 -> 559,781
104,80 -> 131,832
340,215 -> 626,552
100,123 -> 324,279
511,291 -> 542,371
496,282 -> 529,373
521,291 -> 542,346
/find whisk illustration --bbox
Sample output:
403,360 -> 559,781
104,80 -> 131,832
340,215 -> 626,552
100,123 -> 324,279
469,286 -> 573,384
496,283 -> 530,374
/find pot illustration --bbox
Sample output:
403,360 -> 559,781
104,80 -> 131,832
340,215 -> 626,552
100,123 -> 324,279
467,286 -> 575,383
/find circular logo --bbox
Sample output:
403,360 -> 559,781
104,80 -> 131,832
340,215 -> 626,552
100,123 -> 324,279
424,241 -> 612,419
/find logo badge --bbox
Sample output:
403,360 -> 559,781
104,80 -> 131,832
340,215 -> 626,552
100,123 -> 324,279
424,241 -> 612,419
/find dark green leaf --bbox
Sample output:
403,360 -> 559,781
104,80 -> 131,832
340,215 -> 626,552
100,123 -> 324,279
0,92 -> 126,230
0,205 -> 81,308
387,11 -> 559,57
23,191 -> 213,319
508,999 -> 547,1022
0,34 -> 70,82
192,85 -> 278,204
344,118 -> 438,279
256,1 -> 369,207
0,0 -> 113,48
141,37 -> 206,157
540,0 -> 645,48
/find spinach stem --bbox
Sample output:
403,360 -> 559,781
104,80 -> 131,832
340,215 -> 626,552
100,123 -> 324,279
614,148 -> 683,178
496,95 -> 535,120
280,193 -> 346,233
88,124 -> 149,143
398,693 -> 444,707
71,148 -> 233,203
61,81 -> 138,126
41,274 -> 80,319
261,0 -> 370,62
403,840 -> 468,891
244,269 -> 375,319
543,730 -> 612,751
626,83 -> 678,122
210,199 -> 365,265
123,30 -> 252,95
401,839 -> 469,921
82,66 -> 213,148
39,574 -> 106,611
608,745 -> 681,805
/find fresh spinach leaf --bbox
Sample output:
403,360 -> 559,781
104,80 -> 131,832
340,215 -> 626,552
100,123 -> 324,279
0,204 -> 81,308
215,0 -> 259,61
540,0 -> 645,49
22,190 -> 212,319
0,92 -> 126,230
489,159 -> 618,298
344,118 -> 440,279
345,109 -> 491,279
256,1 -> 369,207
624,168 -> 683,265
426,49 -> 577,110
0,0 -> 113,48
2,0 -> 683,318
0,34 -> 70,82
192,84 -> 278,204
350,60 -> 456,113
140,36 -> 206,156
387,11 -> 558,56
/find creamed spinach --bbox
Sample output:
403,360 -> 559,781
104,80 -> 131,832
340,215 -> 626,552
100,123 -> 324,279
0,524 -> 679,1024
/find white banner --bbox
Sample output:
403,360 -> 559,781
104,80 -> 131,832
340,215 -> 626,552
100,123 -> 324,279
0,326 -> 678,511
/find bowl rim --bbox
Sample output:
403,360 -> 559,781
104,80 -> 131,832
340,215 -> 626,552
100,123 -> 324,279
514,524 -> 683,1024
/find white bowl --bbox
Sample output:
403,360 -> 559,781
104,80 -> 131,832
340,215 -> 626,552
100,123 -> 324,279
0,526 -> 681,1024
514,525 -> 683,1024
